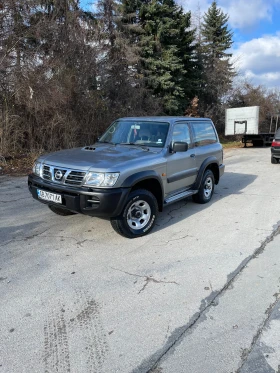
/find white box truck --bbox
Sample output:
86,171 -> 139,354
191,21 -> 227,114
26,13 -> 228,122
225,106 -> 278,147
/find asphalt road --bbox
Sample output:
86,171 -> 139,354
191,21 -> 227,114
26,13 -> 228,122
0,147 -> 279,373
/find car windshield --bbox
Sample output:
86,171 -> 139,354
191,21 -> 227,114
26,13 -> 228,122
275,128 -> 280,140
98,120 -> 169,148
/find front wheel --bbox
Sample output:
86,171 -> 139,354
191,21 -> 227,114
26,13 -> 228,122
192,169 -> 215,204
110,189 -> 158,238
271,156 -> 278,164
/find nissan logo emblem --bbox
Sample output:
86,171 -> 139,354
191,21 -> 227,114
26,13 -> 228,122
55,170 -> 63,180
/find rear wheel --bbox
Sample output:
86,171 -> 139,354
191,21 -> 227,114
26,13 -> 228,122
271,156 -> 279,164
110,189 -> 158,238
192,169 -> 214,204
48,205 -> 76,216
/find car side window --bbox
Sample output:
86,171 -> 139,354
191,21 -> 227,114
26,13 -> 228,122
172,123 -> 191,145
191,121 -> 217,146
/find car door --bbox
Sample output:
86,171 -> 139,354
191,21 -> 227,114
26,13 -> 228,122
165,121 -> 197,195
190,119 -> 221,170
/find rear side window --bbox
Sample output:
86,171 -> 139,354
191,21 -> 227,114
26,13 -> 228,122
192,121 -> 217,146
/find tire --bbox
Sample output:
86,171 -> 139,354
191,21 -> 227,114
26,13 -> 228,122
48,205 -> 76,216
110,189 -> 158,238
271,156 -> 278,164
192,169 -> 215,204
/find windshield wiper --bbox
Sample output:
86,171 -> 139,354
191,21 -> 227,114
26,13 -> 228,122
118,142 -> 150,150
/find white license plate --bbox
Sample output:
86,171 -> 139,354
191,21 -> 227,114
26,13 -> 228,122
37,189 -> 62,204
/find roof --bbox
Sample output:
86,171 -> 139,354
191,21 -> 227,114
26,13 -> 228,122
118,116 -> 211,124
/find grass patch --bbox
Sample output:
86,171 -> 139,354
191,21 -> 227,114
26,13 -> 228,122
221,140 -> 243,149
219,135 -> 244,149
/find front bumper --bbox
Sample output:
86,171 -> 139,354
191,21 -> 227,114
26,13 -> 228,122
28,174 -> 130,218
271,147 -> 280,158
219,164 -> 225,178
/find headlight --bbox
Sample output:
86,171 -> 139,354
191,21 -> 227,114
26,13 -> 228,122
84,172 -> 120,187
32,161 -> 41,176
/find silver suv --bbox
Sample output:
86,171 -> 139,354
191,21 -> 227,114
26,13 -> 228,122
28,117 -> 225,238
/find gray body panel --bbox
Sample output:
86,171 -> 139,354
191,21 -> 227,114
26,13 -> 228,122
165,149 -> 197,194
40,144 -> 162,172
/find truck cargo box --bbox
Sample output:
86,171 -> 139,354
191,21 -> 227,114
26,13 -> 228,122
225,106 -> 259,135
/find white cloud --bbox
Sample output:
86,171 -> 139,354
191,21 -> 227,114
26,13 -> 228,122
232,34 -> 280,88
242,71 -> 280,87
220,0 -> 274,30
180,0 -> 279,31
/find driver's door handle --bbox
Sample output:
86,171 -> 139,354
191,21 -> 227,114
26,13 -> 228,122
190,154 -> 195,158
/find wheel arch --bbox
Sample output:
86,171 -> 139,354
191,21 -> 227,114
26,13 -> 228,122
194,157 -> 220,190
121,171 -> 164,212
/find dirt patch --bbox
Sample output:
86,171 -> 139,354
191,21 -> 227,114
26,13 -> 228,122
0,152 -> 36,176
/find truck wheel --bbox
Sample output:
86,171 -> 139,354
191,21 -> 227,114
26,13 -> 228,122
271,156 -> 278,164
192,169 -> 214,204
48,205 -> 76,216
110,189 -> 158,238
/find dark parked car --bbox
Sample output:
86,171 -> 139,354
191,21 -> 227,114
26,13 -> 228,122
271,128 -> 280,164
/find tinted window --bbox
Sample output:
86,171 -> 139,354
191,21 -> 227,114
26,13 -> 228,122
192,121 -> 217,146
275,128 -> 280,140
172,123 -> 191,144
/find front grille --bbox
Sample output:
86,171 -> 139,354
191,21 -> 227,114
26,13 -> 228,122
41,164 -> 86,186
65,171 -> 86,185
43,165 -> 52,180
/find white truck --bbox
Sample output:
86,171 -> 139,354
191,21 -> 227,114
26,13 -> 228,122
225,106 -> 279,147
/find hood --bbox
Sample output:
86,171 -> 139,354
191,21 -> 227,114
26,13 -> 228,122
39,143 -> 163,172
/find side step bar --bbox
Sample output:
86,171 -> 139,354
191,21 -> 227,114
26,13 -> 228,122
164,189 -> 198,205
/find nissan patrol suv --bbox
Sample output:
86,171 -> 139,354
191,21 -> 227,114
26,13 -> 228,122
28,117 -> 225,238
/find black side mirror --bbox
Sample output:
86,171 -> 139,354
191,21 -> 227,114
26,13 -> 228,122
170,141 -> 188,153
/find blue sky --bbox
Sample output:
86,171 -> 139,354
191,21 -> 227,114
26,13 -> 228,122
79,0 -> 280,90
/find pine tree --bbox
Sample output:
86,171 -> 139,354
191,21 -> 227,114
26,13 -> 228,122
94,0 -> 161,117
138,0 -> 198,114
199,0 -> 235,123
201,0 -> 233,60
118,0 -> 199,115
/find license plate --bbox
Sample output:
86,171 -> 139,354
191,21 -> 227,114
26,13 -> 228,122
37,189 -> 62,204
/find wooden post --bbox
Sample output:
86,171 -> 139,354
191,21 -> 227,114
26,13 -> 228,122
269,116 -> 273,133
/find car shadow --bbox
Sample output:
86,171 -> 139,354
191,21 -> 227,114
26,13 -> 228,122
153,171 -> 258,233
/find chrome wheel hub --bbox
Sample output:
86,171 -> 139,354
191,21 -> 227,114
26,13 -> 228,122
203,177 -> 213,198
127,200 -> 151,230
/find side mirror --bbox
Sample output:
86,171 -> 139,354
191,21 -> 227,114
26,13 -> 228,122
170,141 -> 188,153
